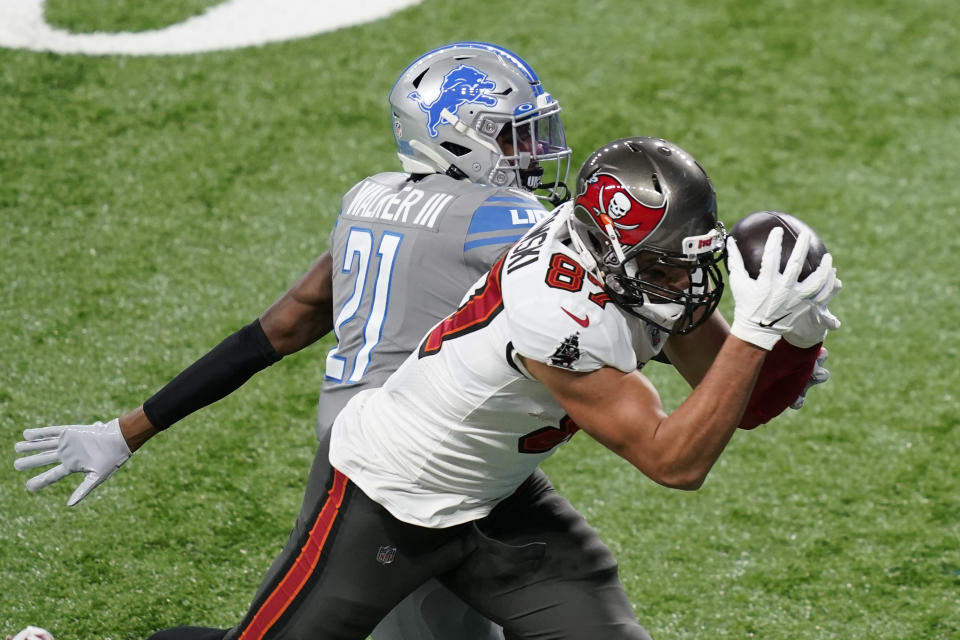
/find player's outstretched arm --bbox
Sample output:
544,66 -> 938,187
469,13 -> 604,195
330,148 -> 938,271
668,227 -> 841,426
138,251 -> 333,432
522,225 -> 839,488
726,228 -> 841,427
665,300 -> 839,424
522,336 -> 766,490
13,253 -> 335,505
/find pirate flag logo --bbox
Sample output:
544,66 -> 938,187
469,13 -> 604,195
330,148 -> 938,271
549,333 -> 581,369
577,172 -> 667,246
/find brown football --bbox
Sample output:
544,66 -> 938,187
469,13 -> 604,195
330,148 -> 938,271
727,211 -> 827,279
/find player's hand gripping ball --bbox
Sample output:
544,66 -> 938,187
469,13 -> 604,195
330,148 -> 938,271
727,211 -> 828,279
725,210 -> 841,350
7,627 -> 54,640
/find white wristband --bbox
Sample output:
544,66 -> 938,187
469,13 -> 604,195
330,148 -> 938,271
730,318 -> 781,350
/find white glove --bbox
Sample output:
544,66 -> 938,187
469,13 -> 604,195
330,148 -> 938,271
727,227 -> 838,350
13,418 -> 131,506
791,347 -> 831,409
783,301 -> 842,348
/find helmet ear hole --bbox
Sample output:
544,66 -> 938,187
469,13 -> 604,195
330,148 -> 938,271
440,141 -> 471,157
650,173 -> 662,194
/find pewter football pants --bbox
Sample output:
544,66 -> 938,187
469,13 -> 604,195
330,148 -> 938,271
149,436 -> 651,640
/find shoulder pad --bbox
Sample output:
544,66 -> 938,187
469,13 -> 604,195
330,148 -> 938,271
502,225 -> 637,373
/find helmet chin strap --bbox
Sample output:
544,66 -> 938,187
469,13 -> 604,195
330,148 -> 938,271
635,298 -> 683,329
598,213 -> 627,263
539,180 -> 570,206
407,109 -> 513,181
564,206 -> 599,272
397,152 -> 437,174
440,108 -> 520,186
409,139 -> 455,173
443,108 -> 502,155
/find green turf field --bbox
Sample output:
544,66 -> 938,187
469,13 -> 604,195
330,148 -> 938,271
2,0 -> 958,638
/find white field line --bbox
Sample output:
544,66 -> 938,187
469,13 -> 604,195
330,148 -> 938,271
0,0 -> 423,56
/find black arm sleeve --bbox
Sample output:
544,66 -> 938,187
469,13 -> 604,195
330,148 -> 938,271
142,319 -> 282,431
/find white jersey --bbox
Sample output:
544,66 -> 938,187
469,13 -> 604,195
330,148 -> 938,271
329,203 -> 666,527
318,172 -> 550,435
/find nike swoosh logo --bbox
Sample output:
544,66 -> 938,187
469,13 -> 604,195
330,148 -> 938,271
561,307 -> 590,328
758,313 -> 790,328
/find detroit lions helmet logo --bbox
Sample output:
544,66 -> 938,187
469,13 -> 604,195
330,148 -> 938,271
576,172 -> 667,246
408,64 -> 498,138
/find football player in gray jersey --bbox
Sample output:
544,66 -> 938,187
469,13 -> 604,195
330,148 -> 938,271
317,171 -> 556,436
15,43 -> 571,640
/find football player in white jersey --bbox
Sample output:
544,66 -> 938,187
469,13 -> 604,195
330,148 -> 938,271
330,137 -> 841,531
330,139 -> 840,640
117,136 -> 837,639
14,43 -> 573,640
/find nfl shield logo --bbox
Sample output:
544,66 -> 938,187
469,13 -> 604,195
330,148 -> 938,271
376,545 -> 397,565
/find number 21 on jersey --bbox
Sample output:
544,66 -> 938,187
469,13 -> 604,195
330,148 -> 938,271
325,228 -> 402,383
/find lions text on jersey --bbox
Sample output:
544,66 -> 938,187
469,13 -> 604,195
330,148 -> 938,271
330,202 -> 665,528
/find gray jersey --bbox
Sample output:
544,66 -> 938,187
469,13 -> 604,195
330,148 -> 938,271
317,171 -> 549,434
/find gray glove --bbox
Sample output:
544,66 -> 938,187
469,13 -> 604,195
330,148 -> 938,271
791,347 -> 831,410
14,418 -> 131,506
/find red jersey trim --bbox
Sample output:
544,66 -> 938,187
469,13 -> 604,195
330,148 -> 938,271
419,253 -> 506,357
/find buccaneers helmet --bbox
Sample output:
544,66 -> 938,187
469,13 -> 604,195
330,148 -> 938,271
567,137 -> 726,334
389,42 -> 570,203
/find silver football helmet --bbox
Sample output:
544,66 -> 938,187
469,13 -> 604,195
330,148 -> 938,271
389,42 -> 571,203
567,137 -> 726,334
